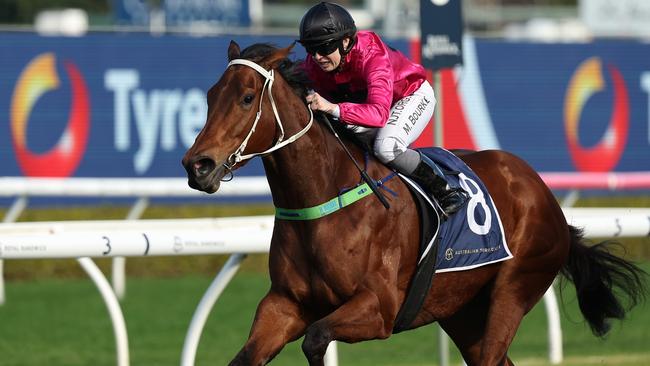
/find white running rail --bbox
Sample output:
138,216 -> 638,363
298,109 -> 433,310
0,176 -> 271,303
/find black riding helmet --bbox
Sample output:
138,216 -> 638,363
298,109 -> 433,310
299,2 -> 357,56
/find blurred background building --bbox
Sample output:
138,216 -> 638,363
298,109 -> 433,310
1,0 -> 645,41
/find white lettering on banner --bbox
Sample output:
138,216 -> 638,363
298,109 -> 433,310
104,69 -> 139,151
161,90 -> 183,151
458,172 -> 492,235
132,90 -> 163,173
640,72 -> 650,146
104,69 -> 207,174
422,35 -> 460,60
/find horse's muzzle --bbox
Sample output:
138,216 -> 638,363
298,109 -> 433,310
183,155 -> 224,193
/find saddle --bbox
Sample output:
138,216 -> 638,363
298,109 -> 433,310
322,117 -> 511,332
392,148 -> 512,333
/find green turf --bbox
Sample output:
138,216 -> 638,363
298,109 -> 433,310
0,263 -> 647,366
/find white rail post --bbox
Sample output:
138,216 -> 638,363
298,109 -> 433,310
561,189 -> 580,207
78,257 -> 129,366
324,341 -> 338,366
543,284 -> 563,364
438,325 -> 450,366
181,253 -> 247,366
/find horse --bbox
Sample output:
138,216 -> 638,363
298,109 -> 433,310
182,41 -> 646,366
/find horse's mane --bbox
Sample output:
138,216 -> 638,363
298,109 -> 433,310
240,43 -> 312,100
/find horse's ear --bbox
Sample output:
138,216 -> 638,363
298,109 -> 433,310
265,42 -> 295,69
228,40 -> 241,61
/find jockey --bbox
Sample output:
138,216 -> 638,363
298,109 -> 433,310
298,2 -> 467,216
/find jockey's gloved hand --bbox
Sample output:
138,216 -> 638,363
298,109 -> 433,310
306,91 -> 339,117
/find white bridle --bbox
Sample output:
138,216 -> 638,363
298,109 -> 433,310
225,58 -> 314,167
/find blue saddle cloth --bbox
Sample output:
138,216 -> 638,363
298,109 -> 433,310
408,148 -> 513,272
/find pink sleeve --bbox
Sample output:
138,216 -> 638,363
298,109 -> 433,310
338,47 -> 393,127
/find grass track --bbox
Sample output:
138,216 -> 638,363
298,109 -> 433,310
0,263 -> 648,366
516,354 -> 650,366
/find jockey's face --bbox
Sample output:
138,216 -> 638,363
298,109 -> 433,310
313,38 -> 350,72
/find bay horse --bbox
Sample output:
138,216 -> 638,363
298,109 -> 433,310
182,42 -> 646,366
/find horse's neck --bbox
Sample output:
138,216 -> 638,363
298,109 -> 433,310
263,120 -> 356,209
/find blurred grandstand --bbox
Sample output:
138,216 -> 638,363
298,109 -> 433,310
0,0 -> 620,41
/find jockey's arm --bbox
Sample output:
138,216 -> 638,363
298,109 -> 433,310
337,48 -> 394,128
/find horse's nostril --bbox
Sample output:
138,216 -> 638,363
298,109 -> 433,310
194,158 -> 216,177
194,161 -> 207,175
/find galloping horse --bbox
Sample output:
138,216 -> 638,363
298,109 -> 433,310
182,42 -> 646,366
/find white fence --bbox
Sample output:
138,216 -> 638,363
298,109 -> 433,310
0,176 -> 269,302
0,216 -> 274,366
1,174 -> 649,366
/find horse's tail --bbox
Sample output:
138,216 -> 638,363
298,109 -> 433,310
560,225 -> 647,337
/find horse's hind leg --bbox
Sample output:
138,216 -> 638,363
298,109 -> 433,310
440,291 -> 516,366
440,261 -> 555,366
475,263 -> 557,365
301,288 -> 397,366
438,289 -> 491,365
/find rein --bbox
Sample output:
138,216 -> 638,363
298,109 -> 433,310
226,58 -> 392,219
224,59 -> 314,169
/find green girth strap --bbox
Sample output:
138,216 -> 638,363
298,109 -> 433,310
275,182 -> 373,220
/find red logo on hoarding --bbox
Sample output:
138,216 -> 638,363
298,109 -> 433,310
10,53 -> 90,177
564,57 -> 629,172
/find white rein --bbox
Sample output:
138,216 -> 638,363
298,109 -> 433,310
225,58 -> 314,167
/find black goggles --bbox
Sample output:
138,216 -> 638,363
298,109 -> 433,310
304,40 -> 341,56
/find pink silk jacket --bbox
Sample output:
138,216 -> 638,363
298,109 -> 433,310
303,30 -> 427,128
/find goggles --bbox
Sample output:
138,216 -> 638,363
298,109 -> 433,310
304,40 -> 341,56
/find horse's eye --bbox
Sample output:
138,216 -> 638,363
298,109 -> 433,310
243,94 -> 254,105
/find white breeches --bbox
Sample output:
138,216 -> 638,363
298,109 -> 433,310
345,80 -> 436,164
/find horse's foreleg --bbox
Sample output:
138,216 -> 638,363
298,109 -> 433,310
301,289 -> 396,366
229,291 -> 307,366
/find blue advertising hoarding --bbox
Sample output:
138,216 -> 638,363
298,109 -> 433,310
1,33 -> 649,182
0,34 -> 312,179
431,38 -> 650,173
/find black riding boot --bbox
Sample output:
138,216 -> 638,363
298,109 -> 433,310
409,154 -> 468,216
